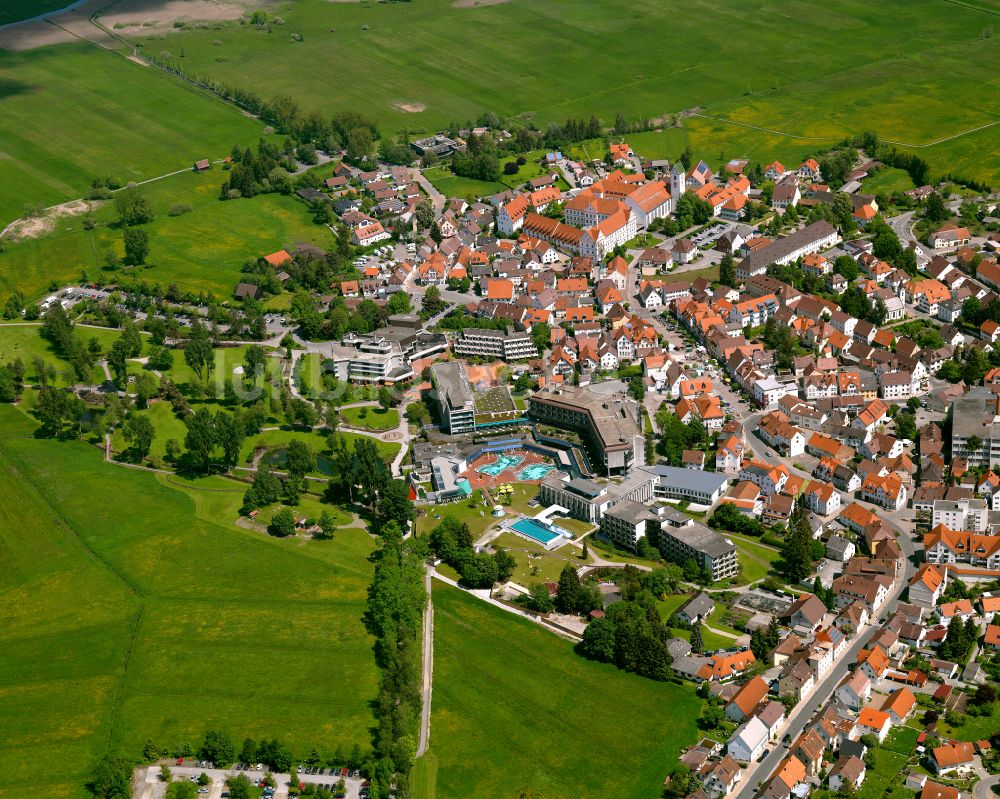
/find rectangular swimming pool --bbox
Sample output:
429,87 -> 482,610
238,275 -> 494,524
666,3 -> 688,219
511,518 -> 562,545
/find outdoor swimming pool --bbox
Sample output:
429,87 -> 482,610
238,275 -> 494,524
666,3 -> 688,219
511,518 -> 565,546
517,464 -> 555,481
476,453 -> 524,476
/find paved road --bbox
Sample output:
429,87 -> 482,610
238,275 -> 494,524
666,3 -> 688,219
410,167 -> 445,213
416,568 -> 434,757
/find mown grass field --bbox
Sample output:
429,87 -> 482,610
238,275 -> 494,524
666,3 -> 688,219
0,169 -> 327,301
414,584 -> 700,799
0,404 -> 379,799
0,42 -> 263,226
129,0 -> 1000,184
0,323 -> 124,385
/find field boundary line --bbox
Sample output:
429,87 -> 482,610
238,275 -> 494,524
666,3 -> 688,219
941,0 -> 1000,15
0,434 -> 146,755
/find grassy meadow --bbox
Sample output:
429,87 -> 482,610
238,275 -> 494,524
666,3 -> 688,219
412,583 -> 700,799
126,0 -> 1000,183
0,404 -> 379,798
0,168 -> 328,301
0,42 -> 263,226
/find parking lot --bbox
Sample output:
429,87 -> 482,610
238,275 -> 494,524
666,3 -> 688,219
134,762 -> 367,799
686,221 -> 731,249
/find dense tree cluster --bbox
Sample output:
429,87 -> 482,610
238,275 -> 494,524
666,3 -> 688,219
451,133 -> 501,182
366,524 -> 427,799
709,503 -> 768,538
427,516 -> 516,589
939,616 -> 980,662
749,617 -> 782,661
40,303 -> 95,382
579,589 -> 673,680
779,507 -> 823,583
654,405 -> 707,466
324,436 -> 412,534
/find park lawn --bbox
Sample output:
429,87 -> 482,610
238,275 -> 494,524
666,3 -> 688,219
419,584 -> 701,799
421,167 -> 505,200
240,426 -> 400,471
0,404 -> 378,798
340,405 -> 400,432
415,494 -> 496,540
110,398 -> 189,463
0,170 -> 328,301
727,534 -> 780,584
863,168 -> 917,195
0,42 -> 262,228
556,516 -> 596,538
489,531 -> 591,585
0,323 -> 124,385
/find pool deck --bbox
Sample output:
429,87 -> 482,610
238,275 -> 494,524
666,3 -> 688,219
460,449 -> 556,491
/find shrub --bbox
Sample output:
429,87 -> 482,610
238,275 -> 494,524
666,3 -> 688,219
168,203 -> 192,217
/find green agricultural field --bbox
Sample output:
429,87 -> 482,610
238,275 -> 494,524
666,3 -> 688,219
127,0 -> 1000,184
415,584 -> 700,799
0,42 -> 262,226
0,169 -> 327,301
0,404 -> 378,799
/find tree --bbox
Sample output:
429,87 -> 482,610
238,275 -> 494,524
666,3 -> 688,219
378,385 -> 393,411
124,227 -> 150,265
530,322 -> 551,354
414,200 -> 434,229
114,186 -> 154,225
184,407 -> 217,471
285,439 -> 316,478
579,616 -> 616,661
781,507 -> 814,583
925,192 -> 948,223
524,582 -> 555,613
124,413 -> 155,459
718,253 -> 736,287
107,337 -> 130,385
199,729 -> 234,764
690,620 -> 704,654
269,507 -> 296,537
243,344 -> 266,380
213,410 -> 244,468
316,510 -> 335,539
89,754 -> 135,799
375,479 -> 414,534
554,563 -> 582,614
834,255 -> 859,282
159,765 -> 171,782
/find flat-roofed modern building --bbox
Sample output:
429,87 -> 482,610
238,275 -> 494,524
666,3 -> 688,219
659,521 -> 739,581
647,464 -> 731,505
529,384 -> 643,476
452,327 -> 539,361
538,469 -> 657,524
601,499 -> 659,550
430,361 -> 476,434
